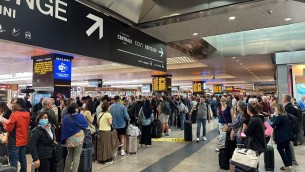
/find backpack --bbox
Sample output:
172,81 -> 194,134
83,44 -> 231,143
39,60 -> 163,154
288,114 -> 301,141
162,101 -> 171,115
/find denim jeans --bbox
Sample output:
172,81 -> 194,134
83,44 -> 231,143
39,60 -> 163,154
277,140 -> 292,166
180,113 -> 186,130
64,144 -> 83,172
196,118 -> 207,138
7,146 -> 27,172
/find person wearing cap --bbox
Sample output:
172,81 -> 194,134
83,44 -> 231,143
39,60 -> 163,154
110,96 -> 130,156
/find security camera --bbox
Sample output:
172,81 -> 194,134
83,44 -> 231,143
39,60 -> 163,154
268,10 -> 272,14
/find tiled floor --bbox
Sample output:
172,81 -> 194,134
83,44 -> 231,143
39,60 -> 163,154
23,119 -> 305,172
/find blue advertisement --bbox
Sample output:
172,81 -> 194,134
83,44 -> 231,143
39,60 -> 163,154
54,60 -> 71,80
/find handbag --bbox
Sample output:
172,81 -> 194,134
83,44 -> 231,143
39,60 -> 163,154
232,148 -> 259,169
41,127 -> 63,162
0,132 -> 7,144
264,122 -> 273,137
220,108 -> 229,132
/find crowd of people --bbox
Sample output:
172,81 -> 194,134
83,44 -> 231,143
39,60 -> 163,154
0,93 -> 304,172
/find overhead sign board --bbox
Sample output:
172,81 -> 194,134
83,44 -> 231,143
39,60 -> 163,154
225,86 -> 234,92
0,0 -> 166,71
213,84 -> 223,93
0,90 -> 8,103
193,81 -> 206,94
152,75 -> 171,92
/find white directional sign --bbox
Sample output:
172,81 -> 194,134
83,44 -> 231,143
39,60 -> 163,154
86,13 -> 104,40
159,48 -> 164,57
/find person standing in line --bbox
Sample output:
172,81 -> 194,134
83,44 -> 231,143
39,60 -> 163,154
61,103 -> 88,172
41,98 -> 59,129
190,96 -> 210,142
0,98 -> 30,172
282,94 -> 299,165
30,112 -> 56,172
216,97 -> 234,151
32,98 -> 44,115
210,96 -> 217,118
158,96 -> 170,136
139,99 -> 154,147
271,104 -> 293,171
230,101 -> 247,144
0,102 -> 12,132
24,96 -> 32,112
178,98 -> 187,131
110,96 -> 130,156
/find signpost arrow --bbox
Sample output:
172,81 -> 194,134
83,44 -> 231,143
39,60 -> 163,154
86,13 -> 104,40
159,48 -> 164,57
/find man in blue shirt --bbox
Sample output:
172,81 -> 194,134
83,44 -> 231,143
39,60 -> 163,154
298,95 -> 305,111
110,96 -> 130,156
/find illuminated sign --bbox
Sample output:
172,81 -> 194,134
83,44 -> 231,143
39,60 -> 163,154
225,86 -> 234,92
152,75 -> 171,92
0,90 -> 8,103
192,81 -> 205,93
54,59 -> 71,80
213,85 -> 223,93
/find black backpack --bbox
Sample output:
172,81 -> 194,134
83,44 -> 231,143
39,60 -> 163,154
162,101 -> 171,115
288,114 -> 301,141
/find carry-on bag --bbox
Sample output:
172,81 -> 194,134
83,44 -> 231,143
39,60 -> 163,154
219,148 -> 229,170
78,147 -> 92,172
126,136 -> 138,154
231,148 -> 259,169
151,114 -> 162,138
264,133 -> 275,171
184,120 -> 192,141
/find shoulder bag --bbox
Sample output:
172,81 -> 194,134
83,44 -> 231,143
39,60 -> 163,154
40,126 -> 63,163
220,108 -> 229,132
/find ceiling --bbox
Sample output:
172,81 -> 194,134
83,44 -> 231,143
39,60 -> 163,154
0,40 -> 274,90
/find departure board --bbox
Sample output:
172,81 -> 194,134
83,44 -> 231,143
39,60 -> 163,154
213,85 -> 223,93
32,55 -> 54,87
152,77 -> 167,91
192,81 -> 205,93
225,86 -> 234,92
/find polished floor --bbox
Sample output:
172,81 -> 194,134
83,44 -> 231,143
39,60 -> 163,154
24,119 -> 305,172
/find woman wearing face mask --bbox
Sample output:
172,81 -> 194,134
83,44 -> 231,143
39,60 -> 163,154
61,103 -> 88,172
29,112 -> 56,172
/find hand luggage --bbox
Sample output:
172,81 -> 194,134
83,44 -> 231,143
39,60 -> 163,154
78,147 -> 92,172
0,166 -> 17,172
231,161 -> 258,172
177,115 -> 181,128
151,118 -> 162,138
126,125 -> 141,137
126,136 -> 138,154
83,129 -> 93,149
231,148 -> 259,169
264,145 -> 274,171
219,148 -> 229,170
184,120 -> 192,141
0,143 -> 7,157
53,159 -> 64,172
93,133 -> 98,161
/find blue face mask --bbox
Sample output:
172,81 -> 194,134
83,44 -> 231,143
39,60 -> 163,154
39,119 -> 49,126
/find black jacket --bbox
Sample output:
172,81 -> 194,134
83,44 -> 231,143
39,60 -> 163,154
285,103 -> 297,117
271,115 -> 292,143
0,109 -> 12,132
29,126 -> 55,161
245,115 -> 267,154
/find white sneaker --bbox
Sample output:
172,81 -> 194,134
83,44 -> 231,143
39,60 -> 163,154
203,137 -> 207,141
121,150 -> 126,156
215,148 -> 220,152
196,138 -> 200,142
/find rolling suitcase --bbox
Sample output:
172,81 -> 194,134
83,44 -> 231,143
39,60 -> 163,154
126,136 -> 138,154
184,120 -> 192,141
53,159 -> 64,172
177,115 -> 181,128
264,146 -> 274,171
78,147 -> 92,172
151,115 -> 162,138
219,148 -> 229,170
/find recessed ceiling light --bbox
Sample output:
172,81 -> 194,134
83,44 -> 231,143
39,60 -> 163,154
236,60 -> 239,62
232,57 -> 236,59
285,18 -> 292,21
193,33 -> 198,36
229,16 -> 236,20
240,63 -> 243,65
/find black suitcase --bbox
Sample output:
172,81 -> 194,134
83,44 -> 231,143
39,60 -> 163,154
219,148 -> 229,170
152,119 -> 162,138
78,147 -> 92,172
0,143 -> 7,157
191,111 -> 197,124
83,130 -> 93,149
184,120 -> 192,141
264,145 -> 274,171
0,166 -> 16,172
177,116 -> 181,128
53,159 -> 64,172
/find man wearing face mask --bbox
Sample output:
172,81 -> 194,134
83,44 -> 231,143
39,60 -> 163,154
29,112 -> 56,172
0,98 -> 30,172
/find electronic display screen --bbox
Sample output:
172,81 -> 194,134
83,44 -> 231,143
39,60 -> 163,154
54,59 -> 71,80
